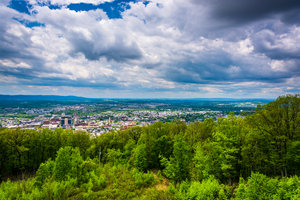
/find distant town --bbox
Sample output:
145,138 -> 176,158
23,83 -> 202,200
0,108 -> 222,136
0,97 -> 271,136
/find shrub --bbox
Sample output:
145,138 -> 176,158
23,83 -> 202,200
131,169 -> 155,189
247,173 -> 277,199
175,177 -> 229,200
34,159 -> 55,188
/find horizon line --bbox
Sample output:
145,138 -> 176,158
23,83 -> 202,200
0,94 -> 276,100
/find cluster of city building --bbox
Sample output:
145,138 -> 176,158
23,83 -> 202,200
0,113 -> 142,136
0,108 -> 222,135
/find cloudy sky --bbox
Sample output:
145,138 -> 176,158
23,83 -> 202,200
0,0 -> 299,98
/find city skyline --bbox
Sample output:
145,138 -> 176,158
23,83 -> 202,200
0,0 -> 300,98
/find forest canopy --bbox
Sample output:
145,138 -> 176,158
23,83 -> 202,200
0,94 -> 299,199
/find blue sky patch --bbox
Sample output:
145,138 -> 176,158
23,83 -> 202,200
143,1 -> 151,6
36,1 -> 61,10
68,0 -> 138,19
9,0 -> 33,15
2,0 -> 300,98
13,17 -> 45,28
8,0 -> 146,18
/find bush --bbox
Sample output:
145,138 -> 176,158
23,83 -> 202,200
139,188 -> 170,200
54,146 -> 83,182
39,178 -> 78,199
34,159 -> 55,188
134,144 -> 148,172
176,177 -> 229,200
131,169 -> 155,189
235,173 -> 300,200
0,178 -> 36,199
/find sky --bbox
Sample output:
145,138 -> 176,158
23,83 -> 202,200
0,0 -> 299,98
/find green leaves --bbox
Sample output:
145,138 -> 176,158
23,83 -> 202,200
236,173 -> 300,200
34,159 -> 54,188
176,177 -> 229,200
161,135 -> 192,184
248,94 -> 300,176
135,144 -> 148,172
54,146 -> 83,182
0,94 -> 300,199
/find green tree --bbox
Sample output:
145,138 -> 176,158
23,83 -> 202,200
214,114 -> 245,184
161,135 -> 192,185
54,146 -> 83,182
34,159 -> 55,188
236,173 -> 278,200
193,142 -> 220,181
135,144 -> 148,171
249,94 -> 300,176
184,118 -> 215,148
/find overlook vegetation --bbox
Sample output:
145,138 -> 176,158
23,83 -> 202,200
0,94 -> 299,199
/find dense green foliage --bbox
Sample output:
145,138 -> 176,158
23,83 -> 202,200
0,94 -> 299,199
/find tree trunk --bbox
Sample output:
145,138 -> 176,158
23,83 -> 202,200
228,178 -> 232,186
284,167 -> 288,177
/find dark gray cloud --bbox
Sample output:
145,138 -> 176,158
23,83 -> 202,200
251,29 -> 300,60
161,61 -> 291,85
0,18 -> 31,60
0,0 -> 299,98
0,8 -> 47,82
281,9 -> 300,25
26,78 -> 120,88
70,33 -> 142,62
157,44 -> 299,86
0,68 -> 120,89
196,0 -> 300,25
0,69 -> 36,80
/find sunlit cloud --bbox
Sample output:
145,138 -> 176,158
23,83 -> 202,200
0,0 -> 299,98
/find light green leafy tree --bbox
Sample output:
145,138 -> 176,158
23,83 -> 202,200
135,144 -> 148,171
249,94 -> 300,176
161,135 -> 192,185
54,146 -> 83,182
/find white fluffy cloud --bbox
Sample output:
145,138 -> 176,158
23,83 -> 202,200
0,0 -> 299,98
